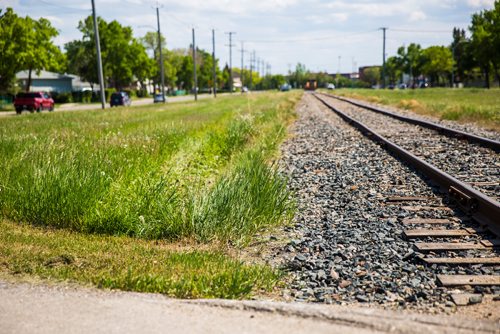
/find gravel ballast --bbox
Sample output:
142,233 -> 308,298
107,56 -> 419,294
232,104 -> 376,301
275,93 -> 500,315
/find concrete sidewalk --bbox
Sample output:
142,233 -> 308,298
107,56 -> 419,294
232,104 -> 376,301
0,281 -> 497,334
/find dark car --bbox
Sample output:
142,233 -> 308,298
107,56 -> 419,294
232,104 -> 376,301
153,93 -> 166,103
280,84 -> 291,91
110,92 -> 131,107
13,92 -> 54,114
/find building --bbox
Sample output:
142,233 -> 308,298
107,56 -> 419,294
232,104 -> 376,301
16,70 -> 91,93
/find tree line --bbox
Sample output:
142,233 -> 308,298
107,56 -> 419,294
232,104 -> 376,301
0,7 -> 283,96
384,1 -> 500,88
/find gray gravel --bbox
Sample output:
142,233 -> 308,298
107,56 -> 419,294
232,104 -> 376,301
274,93 -> 500,313
336,94 -> 500,142
319,94 -> 500,200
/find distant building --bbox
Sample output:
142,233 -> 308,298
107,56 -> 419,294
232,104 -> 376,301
16,70 -> 92,92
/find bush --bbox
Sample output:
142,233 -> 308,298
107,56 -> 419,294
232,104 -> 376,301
136,89 -> 148,98
105,88 -> 116,102
51,92 -> 73,103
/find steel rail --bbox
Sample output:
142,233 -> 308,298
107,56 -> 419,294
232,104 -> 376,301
318,92 -> 500,152
313,93 -> 500,237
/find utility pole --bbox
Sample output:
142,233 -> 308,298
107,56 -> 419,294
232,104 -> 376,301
192,28 -> 197,101
240,41 -> 244,93
156,5 -> 165,100
256,57 -> 260,77
225,32 -> 236,93
212,29 -> 217,97
91,0 -> 105,109
380,27 -> 387,89
249,51 -> 255,90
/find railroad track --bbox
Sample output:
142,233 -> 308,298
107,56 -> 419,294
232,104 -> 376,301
313,92 -> 500,300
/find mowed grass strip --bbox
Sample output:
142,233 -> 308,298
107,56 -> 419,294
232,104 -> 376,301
332,88 -> 500,131
0,92 -> 300,298
0,220 -> 280,299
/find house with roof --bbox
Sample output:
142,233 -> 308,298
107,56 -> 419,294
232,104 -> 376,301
16,70 -> 92,93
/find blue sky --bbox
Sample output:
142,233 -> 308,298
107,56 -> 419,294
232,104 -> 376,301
2,0 -> 496,74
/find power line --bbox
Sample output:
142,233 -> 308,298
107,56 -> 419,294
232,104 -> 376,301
37,0 -> 90,13
245,29 -> 378,44
391,28 -> 450,34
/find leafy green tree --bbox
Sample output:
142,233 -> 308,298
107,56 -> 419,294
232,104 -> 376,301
0,8 -> 28,92
65,39 -> 98,89
289,63 -> 308,88
177,53 -> 193,90
469,1 -> 500,88
69,16 -> 153,90
421,46 -> 453,86
0,8 -> 61,92
451,28 -> 475,84
395,43 -> 423,86
362,67 -> 381,86
385,56 -> 402,85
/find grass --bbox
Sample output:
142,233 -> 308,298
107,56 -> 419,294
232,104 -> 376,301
331,88 -> 500,131
0,91 -> 301,298
0,220 -> 280,298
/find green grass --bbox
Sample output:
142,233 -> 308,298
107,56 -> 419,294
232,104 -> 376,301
0,92 -> 299,243
331,88 -> 500,130
0,92 -> 301,298
0,220 -> 280,298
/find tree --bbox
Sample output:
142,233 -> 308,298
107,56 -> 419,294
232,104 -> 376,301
0,8 -> 61,92
469,1 -> 500,88
385,56 -> 401,85
65,39 -> 97,89
362,67 -> 381,86
0,8 -> 28,92
68,15 -> 153,90
395,43 -> 423,86
289,63 -> 308,88
421,46 -> 453,86
451,28 -> 475,84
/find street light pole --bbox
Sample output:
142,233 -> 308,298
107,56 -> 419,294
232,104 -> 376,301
91,0 -> 105,109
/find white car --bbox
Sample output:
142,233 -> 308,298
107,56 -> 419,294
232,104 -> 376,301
327,83 -> 335,90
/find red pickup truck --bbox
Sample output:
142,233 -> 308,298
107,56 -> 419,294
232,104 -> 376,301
13,92 -> 55,114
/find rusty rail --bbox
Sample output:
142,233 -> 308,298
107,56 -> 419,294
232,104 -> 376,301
313,93 -> 500,237
318,92 -> 500,152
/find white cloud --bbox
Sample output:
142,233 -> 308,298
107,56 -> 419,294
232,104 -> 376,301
467,0 -> 495,7
409,10 -> 427,21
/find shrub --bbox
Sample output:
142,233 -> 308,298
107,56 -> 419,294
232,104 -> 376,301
51,92 -> 73,103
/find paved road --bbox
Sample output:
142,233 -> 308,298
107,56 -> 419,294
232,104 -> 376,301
0,94 -> 217,117
0,281 -> 497,334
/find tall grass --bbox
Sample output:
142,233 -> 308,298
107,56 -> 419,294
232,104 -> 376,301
0,92 -> 299,243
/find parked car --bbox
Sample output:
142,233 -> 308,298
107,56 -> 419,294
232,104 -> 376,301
153,93 -> 166,103
399,83 -> 407,89
13,92 -> 54,114
110,92 -> 131,107
327,83 -> 335,90
280,84 -> 291,91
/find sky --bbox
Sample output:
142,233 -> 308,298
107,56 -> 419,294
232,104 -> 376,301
2,0 -> 497,75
